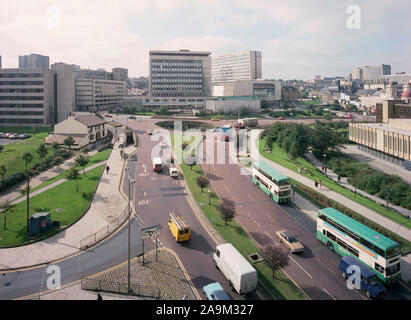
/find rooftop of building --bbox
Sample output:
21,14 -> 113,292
355,120 -> 411,136
149,49 -> 211,56
73,114 -> 107,126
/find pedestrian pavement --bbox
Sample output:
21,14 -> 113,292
0,149 -> 99,205
305,152 -> 411,219
251,136 -> 411,242
0,136 -> 135,271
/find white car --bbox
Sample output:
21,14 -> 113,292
169,167 -> 179,178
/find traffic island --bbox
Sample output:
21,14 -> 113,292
81,248 -> 198,300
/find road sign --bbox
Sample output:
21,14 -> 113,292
141,224 -> 162,239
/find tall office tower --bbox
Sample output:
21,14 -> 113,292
211,51 -> 262,82
0,68 -> 54,125
149,49 -> 211,97
360,64 -> 391,81
19,54 -> 50,69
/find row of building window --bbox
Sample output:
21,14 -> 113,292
0,96 -> 44,100
0,111 -> 44,116
0,81 -> 44,85
0,89 -> 44,93
0,119 -> 44,124
151,60 -> 202,67
0,73 -> 43,78
384,135 -> 410,154
0,104 -> 43,108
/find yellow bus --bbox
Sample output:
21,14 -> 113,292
168,213 -> 191,242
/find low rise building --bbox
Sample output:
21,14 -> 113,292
205,96 -> 260,113
212,79 -> 281,101
45,113 -> 107,149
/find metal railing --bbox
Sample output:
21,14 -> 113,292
81,277 -> 161,299
80,209 -> 128,250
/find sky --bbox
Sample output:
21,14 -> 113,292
0,0 -> 410,80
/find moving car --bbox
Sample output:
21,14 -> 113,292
203,282 -> 232,300
169,167 -> 179,178
339,256 -> 387,299
213,243 -> 258,295
104,114 -> 113,117
276,230 -> 304,253
129,116 -> 136,119
211,118 -> 219,121
147,129 -> 153,135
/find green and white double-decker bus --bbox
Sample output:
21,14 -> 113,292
252,161 -> 291,204
317,207 -> 401,284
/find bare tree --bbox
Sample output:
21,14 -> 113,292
217,198 -> 236,226
264,245 -> 289,279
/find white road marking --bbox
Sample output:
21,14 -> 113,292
289,255 -> 313,279
322,287 -> 337,300
265,232 -> 280,247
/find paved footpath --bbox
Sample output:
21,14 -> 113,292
0,138 -> 135,271
0,149 -> 100,204
251,136 -> 411,242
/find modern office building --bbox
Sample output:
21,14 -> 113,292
52,63 -> 127,122
19,54 -> 50,69
212,79 -> 281,101
352,64 -> 391,81
349,99 -> 411,164
211,51 -> 262,82
0,68 -> 55,125
149,49 -> 212,97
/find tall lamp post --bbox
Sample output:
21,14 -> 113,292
125,166 -> 136,293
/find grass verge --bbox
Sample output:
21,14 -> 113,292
171,134 -> 306,300
0,165 -> 105,247
259,137 -> 411,229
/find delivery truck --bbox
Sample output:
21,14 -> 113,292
239,118 -> 258,127
213,243 -> 258,295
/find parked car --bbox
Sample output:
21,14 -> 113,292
278,117 -> 286,120
276,230 -> 304,253
339,256 -> 387,299
3,133 -> 13,138
129,116 -> 136,119
0,133 -> 5,138
211,118 -> 219,121
203,282 -> 232,300
9,133 -> 20,139
104,114 -> 113,117
19,134 -> 31,139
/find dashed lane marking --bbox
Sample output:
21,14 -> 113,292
322,287 -> 337,300
289,255 -> 313,279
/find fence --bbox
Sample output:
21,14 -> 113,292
80,208 -> 129,250
81,277 -> 161,299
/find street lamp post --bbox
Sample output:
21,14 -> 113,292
126,166 -> 135,293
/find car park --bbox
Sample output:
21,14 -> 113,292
203,282 -> 232,300
276,230 -> 304,253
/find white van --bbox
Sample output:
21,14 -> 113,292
213,243 -> 258,295
169,167 -> 179,178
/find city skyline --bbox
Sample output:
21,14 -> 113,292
0,0 -> 410,80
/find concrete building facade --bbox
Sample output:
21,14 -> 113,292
212,79 -> 281,101
149,50 -> 211,97
205,96 -> 261,113
0,68 -> 54,125
19,54 -> 50,69
211,51 -> 262,82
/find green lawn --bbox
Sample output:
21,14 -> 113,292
0,126 -> 53,178
171,134 -> 306,300
259,137 -> 411,230
0,165 -> 105,247
26,149 -> 112,194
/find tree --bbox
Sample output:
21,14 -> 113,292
64,136 -> 75,152
81,146 -> 91,155
0,200 -> 13,230
65,167 -> 80,192
217,198 -> 236,226
264,245 -> 289,279
0,165 -> 6,180
53,156 -> 64,172
156,106 -> 169,115
36,143 -> 48,163
75,154 -> 89,177
51,142 -> 61,155
196,176 -> 209,192
310,121 -> 339,153
22,152 -> 34,232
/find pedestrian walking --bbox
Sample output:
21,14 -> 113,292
315,180 -> 318,188
325,166 -> 327,173
106,165 -> 110,174
319,180 -> 322,189
211,217 -> 215,225
321,165 -> 324,172
97,294 -> 103,301
337,175 -> 341,183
